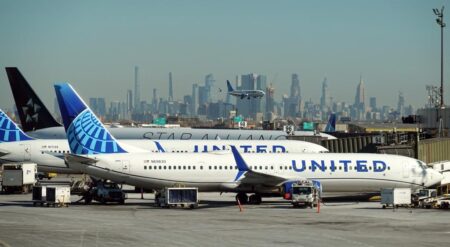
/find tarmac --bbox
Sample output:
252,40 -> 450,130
0,192 -> 449,247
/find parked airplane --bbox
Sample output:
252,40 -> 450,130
4,67 -> 336,140
226,80 -> 265,99
56,82 -> 443,203
324,113 -> 336,132
0,109 -> 328,173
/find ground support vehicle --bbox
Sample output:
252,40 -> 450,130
155,187 -> 198,209
381,188 -> 411,209
1,163 -> 36,194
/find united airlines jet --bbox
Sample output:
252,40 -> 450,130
226,80 -> 265,99
56,82 -> 442,203
0,110 -> 328,173
4,67 -> 336,140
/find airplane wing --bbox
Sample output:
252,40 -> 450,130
0,148 -> 10,157
42,151 -> 65,159
231,146 -> 290,187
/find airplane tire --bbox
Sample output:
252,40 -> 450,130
236,193 -> 248,204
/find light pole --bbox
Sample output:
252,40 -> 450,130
434,6 -> 446,108
434,6 -> 446,137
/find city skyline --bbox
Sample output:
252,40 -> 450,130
0,0 -> 448,111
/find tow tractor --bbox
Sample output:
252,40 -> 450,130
414,189 -> 437,209
83,180 -> 126,205
290,180 -> 321,208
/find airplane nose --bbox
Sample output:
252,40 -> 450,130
425,169 -> 444,187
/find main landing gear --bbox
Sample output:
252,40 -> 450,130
235,193 -> 262,205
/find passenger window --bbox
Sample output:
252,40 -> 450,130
144,166 -> 147,170
200,166 -> 203,170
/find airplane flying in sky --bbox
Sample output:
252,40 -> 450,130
0,109 -> 328,173
55,82 -> 442,203
226,80 -> 265,99
4,67 -> 336,140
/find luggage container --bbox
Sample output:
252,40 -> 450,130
46,186 -> 71,207
155,187 -> 198,209
32,185 -> 47,206
1,163 -> 36,193
381,188 -> 411,209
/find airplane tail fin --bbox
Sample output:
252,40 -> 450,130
5,67 -> 62,131
54,83 -> 127,155
226,80 -> 234,92
324,113 -> 336,132
0,109 -> 34,143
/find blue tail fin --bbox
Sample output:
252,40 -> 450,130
324,113 -> 336,132
54,83 -> 127,155
0,109 -> 33,143
226,80 -> 234,92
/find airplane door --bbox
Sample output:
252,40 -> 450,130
402,162 -> 410,178
122,160 -> 130,173
21,144 -> 31,161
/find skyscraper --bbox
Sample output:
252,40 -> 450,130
126,90 -> 133,113
320,77 -> 329,114
354,76 -> 365,107
397,92 -> 405,117
354,76 -> 366,120
205,74 -> 214,103
191,83 -> 198,116
284,74 -> 302,118
237,73 -> 258,118
370,97 -> 377,111
134,66 -> 140,113
290,74 -> 301,98
169,72 -> 173,101
152,88 -> 158,114
265,84 -> 275,120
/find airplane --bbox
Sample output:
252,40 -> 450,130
56,82 -> 443,203
324,113 -> 336,132
226,80 -> 265,99
0,109 -> 329,173
4,67 -> 336,140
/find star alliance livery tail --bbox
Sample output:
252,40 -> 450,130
226,80 -> 234,92
54,83 -> 127,155
0,109 -> 34,143
324,113 -> 336,132
5,67 -> 61,131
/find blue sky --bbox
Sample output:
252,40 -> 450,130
0,0 -> 448,112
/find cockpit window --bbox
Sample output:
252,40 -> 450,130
417,160 -> 427,170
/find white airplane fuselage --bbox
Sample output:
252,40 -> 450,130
26,126 -> 337,140
68,152 -> 442,194
0,139 -> 328,173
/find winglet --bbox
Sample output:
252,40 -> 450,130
5,67 -> 61,131
54,83 -> 127,155
0,109 -> 34,143
230,145 -> 249,181
226,80 -> 234,92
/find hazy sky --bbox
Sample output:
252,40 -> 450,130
0,0 -> 448,112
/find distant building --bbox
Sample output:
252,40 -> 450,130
169,72 -> 174,102
284,74 -> 302,118
134,66 -> 140,113
191,84 -> 198,116
353,76 -> 366,120
320,77 -> 330,118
